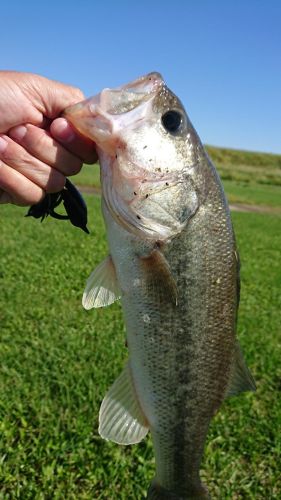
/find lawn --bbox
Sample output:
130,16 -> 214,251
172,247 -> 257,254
222,180 -> 281,208
0,194 -> 280,499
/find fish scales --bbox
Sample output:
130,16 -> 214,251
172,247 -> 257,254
64,72 -> 255,499
104,161 -> 237,497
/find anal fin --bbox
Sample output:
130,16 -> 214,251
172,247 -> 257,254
99,361 -> 149,445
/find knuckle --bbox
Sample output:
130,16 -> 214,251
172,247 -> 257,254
18,186 -> 45,207
31,127 -> 48,149
0,141 -> 10,161
26,191 -> 45,206
23,125 -> 50,153
1,135 -> 29,165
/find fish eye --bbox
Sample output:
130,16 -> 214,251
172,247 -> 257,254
161,110 -> 182,133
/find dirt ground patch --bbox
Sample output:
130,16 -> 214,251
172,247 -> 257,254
229,203 -> 281,215
78,185 -> 281,215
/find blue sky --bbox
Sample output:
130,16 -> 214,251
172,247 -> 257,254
1,0 -> 280,153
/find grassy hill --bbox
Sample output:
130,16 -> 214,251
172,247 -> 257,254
205,145 -> 281,186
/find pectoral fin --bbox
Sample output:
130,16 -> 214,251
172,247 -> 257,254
226,341 -> 256,397
99,361 -> 149,445
82,255 -> 120,309
139,248 -> 178,305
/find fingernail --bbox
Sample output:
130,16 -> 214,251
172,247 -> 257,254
54,118 -> 75,143
0,136 -> 8,153
9,125 -> 27,142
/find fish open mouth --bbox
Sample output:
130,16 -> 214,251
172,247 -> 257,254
63,72 -> 164,151
102,72 -> 163,114
64,72 -> 193,241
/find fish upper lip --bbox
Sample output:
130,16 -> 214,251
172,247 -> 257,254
116,71 -> 164,95
63,73 -> 164,148
64,72 -> 164,120
93,72 -> 164,116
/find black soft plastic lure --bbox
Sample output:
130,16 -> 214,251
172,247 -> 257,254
26,179 -> 89,234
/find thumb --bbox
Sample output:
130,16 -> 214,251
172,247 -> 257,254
29,74 -> 85,119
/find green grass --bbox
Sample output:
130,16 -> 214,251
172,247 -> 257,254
74,164 -> 100,189
222,180 -> 281,208
0,198 -> 280,498
206,145 -> 281,186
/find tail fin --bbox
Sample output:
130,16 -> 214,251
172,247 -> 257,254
146,482 -> 178,499
147,480 -> 210,499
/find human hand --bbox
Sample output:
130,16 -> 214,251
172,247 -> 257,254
0,71 -> 97,205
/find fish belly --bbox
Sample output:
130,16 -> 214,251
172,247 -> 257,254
103,197 -> 237,498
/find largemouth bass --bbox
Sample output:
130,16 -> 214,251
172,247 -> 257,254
64,73 -> 255,499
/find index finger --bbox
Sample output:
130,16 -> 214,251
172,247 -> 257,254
50,118 -> 98,165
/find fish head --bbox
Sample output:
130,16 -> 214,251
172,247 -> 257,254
64,72 -> 205,241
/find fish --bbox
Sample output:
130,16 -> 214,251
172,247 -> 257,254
64,72 -> 256,499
